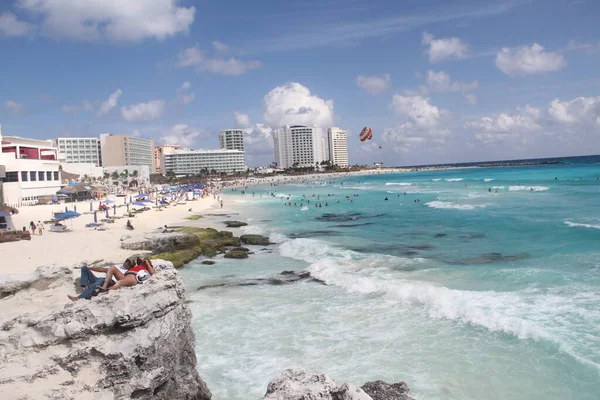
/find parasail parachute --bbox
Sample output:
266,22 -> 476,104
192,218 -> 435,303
359,127 -> 373,142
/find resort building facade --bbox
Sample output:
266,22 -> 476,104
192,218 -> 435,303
327,127 -> 349,167
273,125 -> 325,169
153,144 -> 181,174
99,134 -> 154,170
219,129 -> 245,152
0,128 -> 62,207
56,137 -> 102,166
163,149 -> 247,175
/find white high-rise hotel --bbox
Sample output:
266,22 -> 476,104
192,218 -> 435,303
273,125 -> 325,169
327,127 -> 349,167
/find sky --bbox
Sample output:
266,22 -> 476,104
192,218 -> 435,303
0,0 -> 599,167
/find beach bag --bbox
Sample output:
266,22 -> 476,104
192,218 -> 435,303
136,270 -> 151,284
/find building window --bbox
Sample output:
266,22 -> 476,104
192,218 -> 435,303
30,171 -> 36,181
21,171 -> 28,182
46,171 -> 52,181
5,171 -> 18,182
38,171 -> 45,181
54,171 -> 59,180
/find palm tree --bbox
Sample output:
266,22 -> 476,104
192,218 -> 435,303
103,172 -> 110,181
120,169 -> 129,179
131,170 -> 138,179
110,171 -> 119,182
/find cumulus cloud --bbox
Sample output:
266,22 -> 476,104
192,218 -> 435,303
4,100 -> 24,113
121,100 -> 166,122
495,43 -> 566,76
97,89 -> 122,117
548,96 -> 600,125
176,81 -> 195,104
61,100 -> 93,114
0,12 -> 33,36
465,105 -> 542,144
356,74 -> 391,94
263,82 -> 335,127
423,70 -> 479,104
422,31 -> 469,63
212,40 -> 230,52
234,112 -> 251,128
161,124 -> 205,148
391,94 -> 446,129
241,123 -> 276,166
177,45 -> 261,75
15,0 -> 195,42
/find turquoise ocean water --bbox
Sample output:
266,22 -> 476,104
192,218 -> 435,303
182,159 -> 600,399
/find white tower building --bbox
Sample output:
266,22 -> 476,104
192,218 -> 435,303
273,125 -> 324,169
327,127 -> 349,167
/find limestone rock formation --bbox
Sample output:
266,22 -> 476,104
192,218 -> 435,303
361,380 -> 414,400
264,368 -> 372,400
240,234 -> 272,246
120,232 -> 200,252
0,261 -> 211,400
224,221 -> 248,228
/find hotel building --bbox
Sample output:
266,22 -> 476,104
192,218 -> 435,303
327,127 -> 349,167
0,127 -> 62,206
163,149 -> 247,175
273,125 -> 324,169
153,144 -> 181,174
219,129 -> 245,152
55,137 -> 102,166
99,134 -> 154,170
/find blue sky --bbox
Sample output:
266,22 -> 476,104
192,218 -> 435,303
1,0 -> 599,167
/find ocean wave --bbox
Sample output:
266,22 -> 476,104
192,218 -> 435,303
300,206 -> 309,211
484,178 -> 494,182
277,236 -> 600,371
425,201 -> 489,210
509,186 -> 549,192
492,186 -> 505,190
445,178 -> 464,182
564,221 -> 600,230
432,178 -> 442,181
385,182 -> 412,186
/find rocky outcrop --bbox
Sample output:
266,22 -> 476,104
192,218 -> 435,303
264,369 -> 372,400
240,234 -> 272,246
263,369 -> 414,400
361,380 -> 414,400
0,261 -> 211,400
120,232 -> 200,252
224,221 -> 248,228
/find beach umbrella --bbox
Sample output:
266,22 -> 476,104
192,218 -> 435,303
93,211 -> 97,223
0,211 -> 11,217
132,201 -> 147,207
134,193 -> 148,199
102,199 -> 114,204
55,211 -> 81,219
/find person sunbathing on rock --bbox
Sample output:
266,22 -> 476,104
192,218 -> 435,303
68,259 -> 133,301
96,258 -> 155,292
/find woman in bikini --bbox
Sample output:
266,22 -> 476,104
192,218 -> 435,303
97,258 -> 155,292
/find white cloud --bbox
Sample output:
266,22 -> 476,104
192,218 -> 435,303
177,45 -> 261,75
235,112 -> 251,128
495,43 -> 566,76
16,0 -> 195,42
121,100 -> 166,122
161,124 -> 205,147
263,82 -> 335,128
422,31 -> 469,63
212,40 -> 229,52
0,11 -> 33,36
548,96 -> 600,125
61,100 -> 94,114
241,123 -> 275,166
356,74 -> 391,94
5,100 -> 24,113
391,94 -> 444,129
423,70 -> 479,104
176,81 -> 195,104
465,105 -> 542,144
97,89 -> 122,117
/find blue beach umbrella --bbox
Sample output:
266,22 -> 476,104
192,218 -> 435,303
55,211 -> 81,219
132,201 -> 147,207
134,193 -> 148,198
102,199 -> 114,204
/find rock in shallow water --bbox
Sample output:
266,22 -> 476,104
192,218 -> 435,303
240,234 -> 272,246
361,380 -> 414,400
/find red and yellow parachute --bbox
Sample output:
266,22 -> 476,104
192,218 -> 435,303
359,127 -> 373,142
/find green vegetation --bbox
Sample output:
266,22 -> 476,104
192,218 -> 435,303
184,214 -> 204,220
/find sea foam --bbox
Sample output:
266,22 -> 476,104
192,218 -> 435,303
509,186 -> 549,191
445,178 -> 464,182
385,182 -> 412,186
425,201 -> 488,210
564,221 -> 600,229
